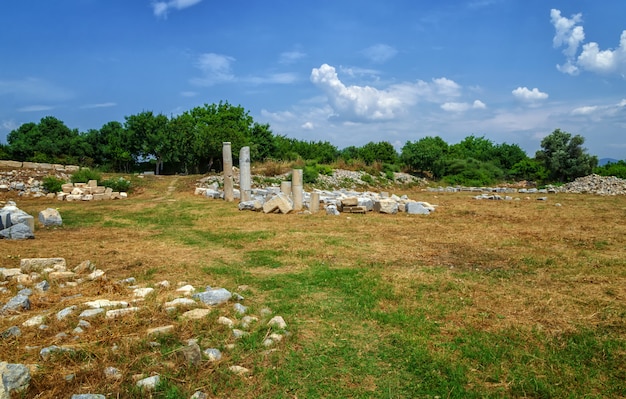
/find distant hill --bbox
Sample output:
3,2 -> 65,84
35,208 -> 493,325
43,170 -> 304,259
599,158 -> 619,166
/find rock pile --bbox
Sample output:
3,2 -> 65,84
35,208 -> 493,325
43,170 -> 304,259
429,174 -> 626,196
197,169 -> 425,191
0,257 -> 289,398
555,174 -> 626,195
56,180 -> 128,201
0,162 -> 129,200
0,168 -> 70,198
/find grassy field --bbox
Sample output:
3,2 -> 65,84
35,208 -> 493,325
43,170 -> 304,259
1,174 -> 626,398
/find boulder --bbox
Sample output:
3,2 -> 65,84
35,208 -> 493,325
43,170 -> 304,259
193,288 -> 232,306
0,224 -> 34,240
406,202 -> 432,215
0,362 -> 30,394
373,199 -> 398,214
262,193 -> 293,214
38,208 -> 63,226
0,294 -> 30,314
238,200 -> 264,211
325,204 -> 340,216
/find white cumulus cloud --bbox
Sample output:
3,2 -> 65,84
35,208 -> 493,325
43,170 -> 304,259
551,8 -> 626,76
512,87 -> 549,102
571,105 -> 598,115
310,63 -> 462,122
152,0 -> 203,18
441,100 -> 486,112
577,31 -> 626,74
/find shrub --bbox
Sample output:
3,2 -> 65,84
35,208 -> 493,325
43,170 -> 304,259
360,174 -> 375,185
101,177 -> 131,192
594,160 -> 626,179
315,164 -> 334,176
302,165 -> 319,184
71,168 -> 102,184
42,176 -> 66,193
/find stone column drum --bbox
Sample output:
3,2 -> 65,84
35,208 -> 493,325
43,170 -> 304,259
292,169 -> 303,211
239,146 -> 252,202
222,142 -> 234,202
280,181 -> 292,196
310,192 -> 320,213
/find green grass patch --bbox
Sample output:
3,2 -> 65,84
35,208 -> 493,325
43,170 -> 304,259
244,249 -> 283,268
449,328 -> 626,397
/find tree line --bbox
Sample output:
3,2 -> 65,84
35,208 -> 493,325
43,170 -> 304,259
1,101 -> 616,185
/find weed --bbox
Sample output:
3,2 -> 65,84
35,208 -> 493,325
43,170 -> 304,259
71,168 -> 102,184
41,175 -> 66,193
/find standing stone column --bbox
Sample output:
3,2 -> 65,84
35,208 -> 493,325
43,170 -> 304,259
310,192 -> 320,213
239,146 -> 252,202
223,142 -> 234,202
292,169 -> 303,211
280,181 -> 292,196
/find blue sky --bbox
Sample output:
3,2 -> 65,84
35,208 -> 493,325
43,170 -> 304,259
1,0 -> 625,159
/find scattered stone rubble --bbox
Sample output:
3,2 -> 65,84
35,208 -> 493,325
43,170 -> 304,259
56,179 -> 128,202
0,257 -> 289,398
0,161 -> 128,200
0,161 -> 76,198
198,185 -> 437,215
429,174 -> 626,197
196,170 -> 437,216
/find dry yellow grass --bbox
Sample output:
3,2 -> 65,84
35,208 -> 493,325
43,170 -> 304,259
1,174 -> 625,397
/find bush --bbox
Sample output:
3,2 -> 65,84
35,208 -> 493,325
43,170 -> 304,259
71,168 -> 102,184
315,164 -> 334,176
594,160 -> 626,179
42,176 -> 66,193
101,177 -> 131,192
302,165 -> 319,184
360,173 -> 375,185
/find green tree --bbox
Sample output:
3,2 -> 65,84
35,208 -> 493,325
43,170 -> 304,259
247,122 -> 276,162
535,129 -> 598,182
449,135 -> 497,162
339,146 -> 361,162
7,116 -> 86,163
100,121 -> 135,172
0,143 -> 10,160
7,122 -> 40,161
125,111 -> 171,174
359,141 -> 398,165
168,112 -> 196,174
493,142 -> 528,171
509,158 -> 548,182
594,160 -> 626,179
187,102 -> 253,172
400,136 -> 449,178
